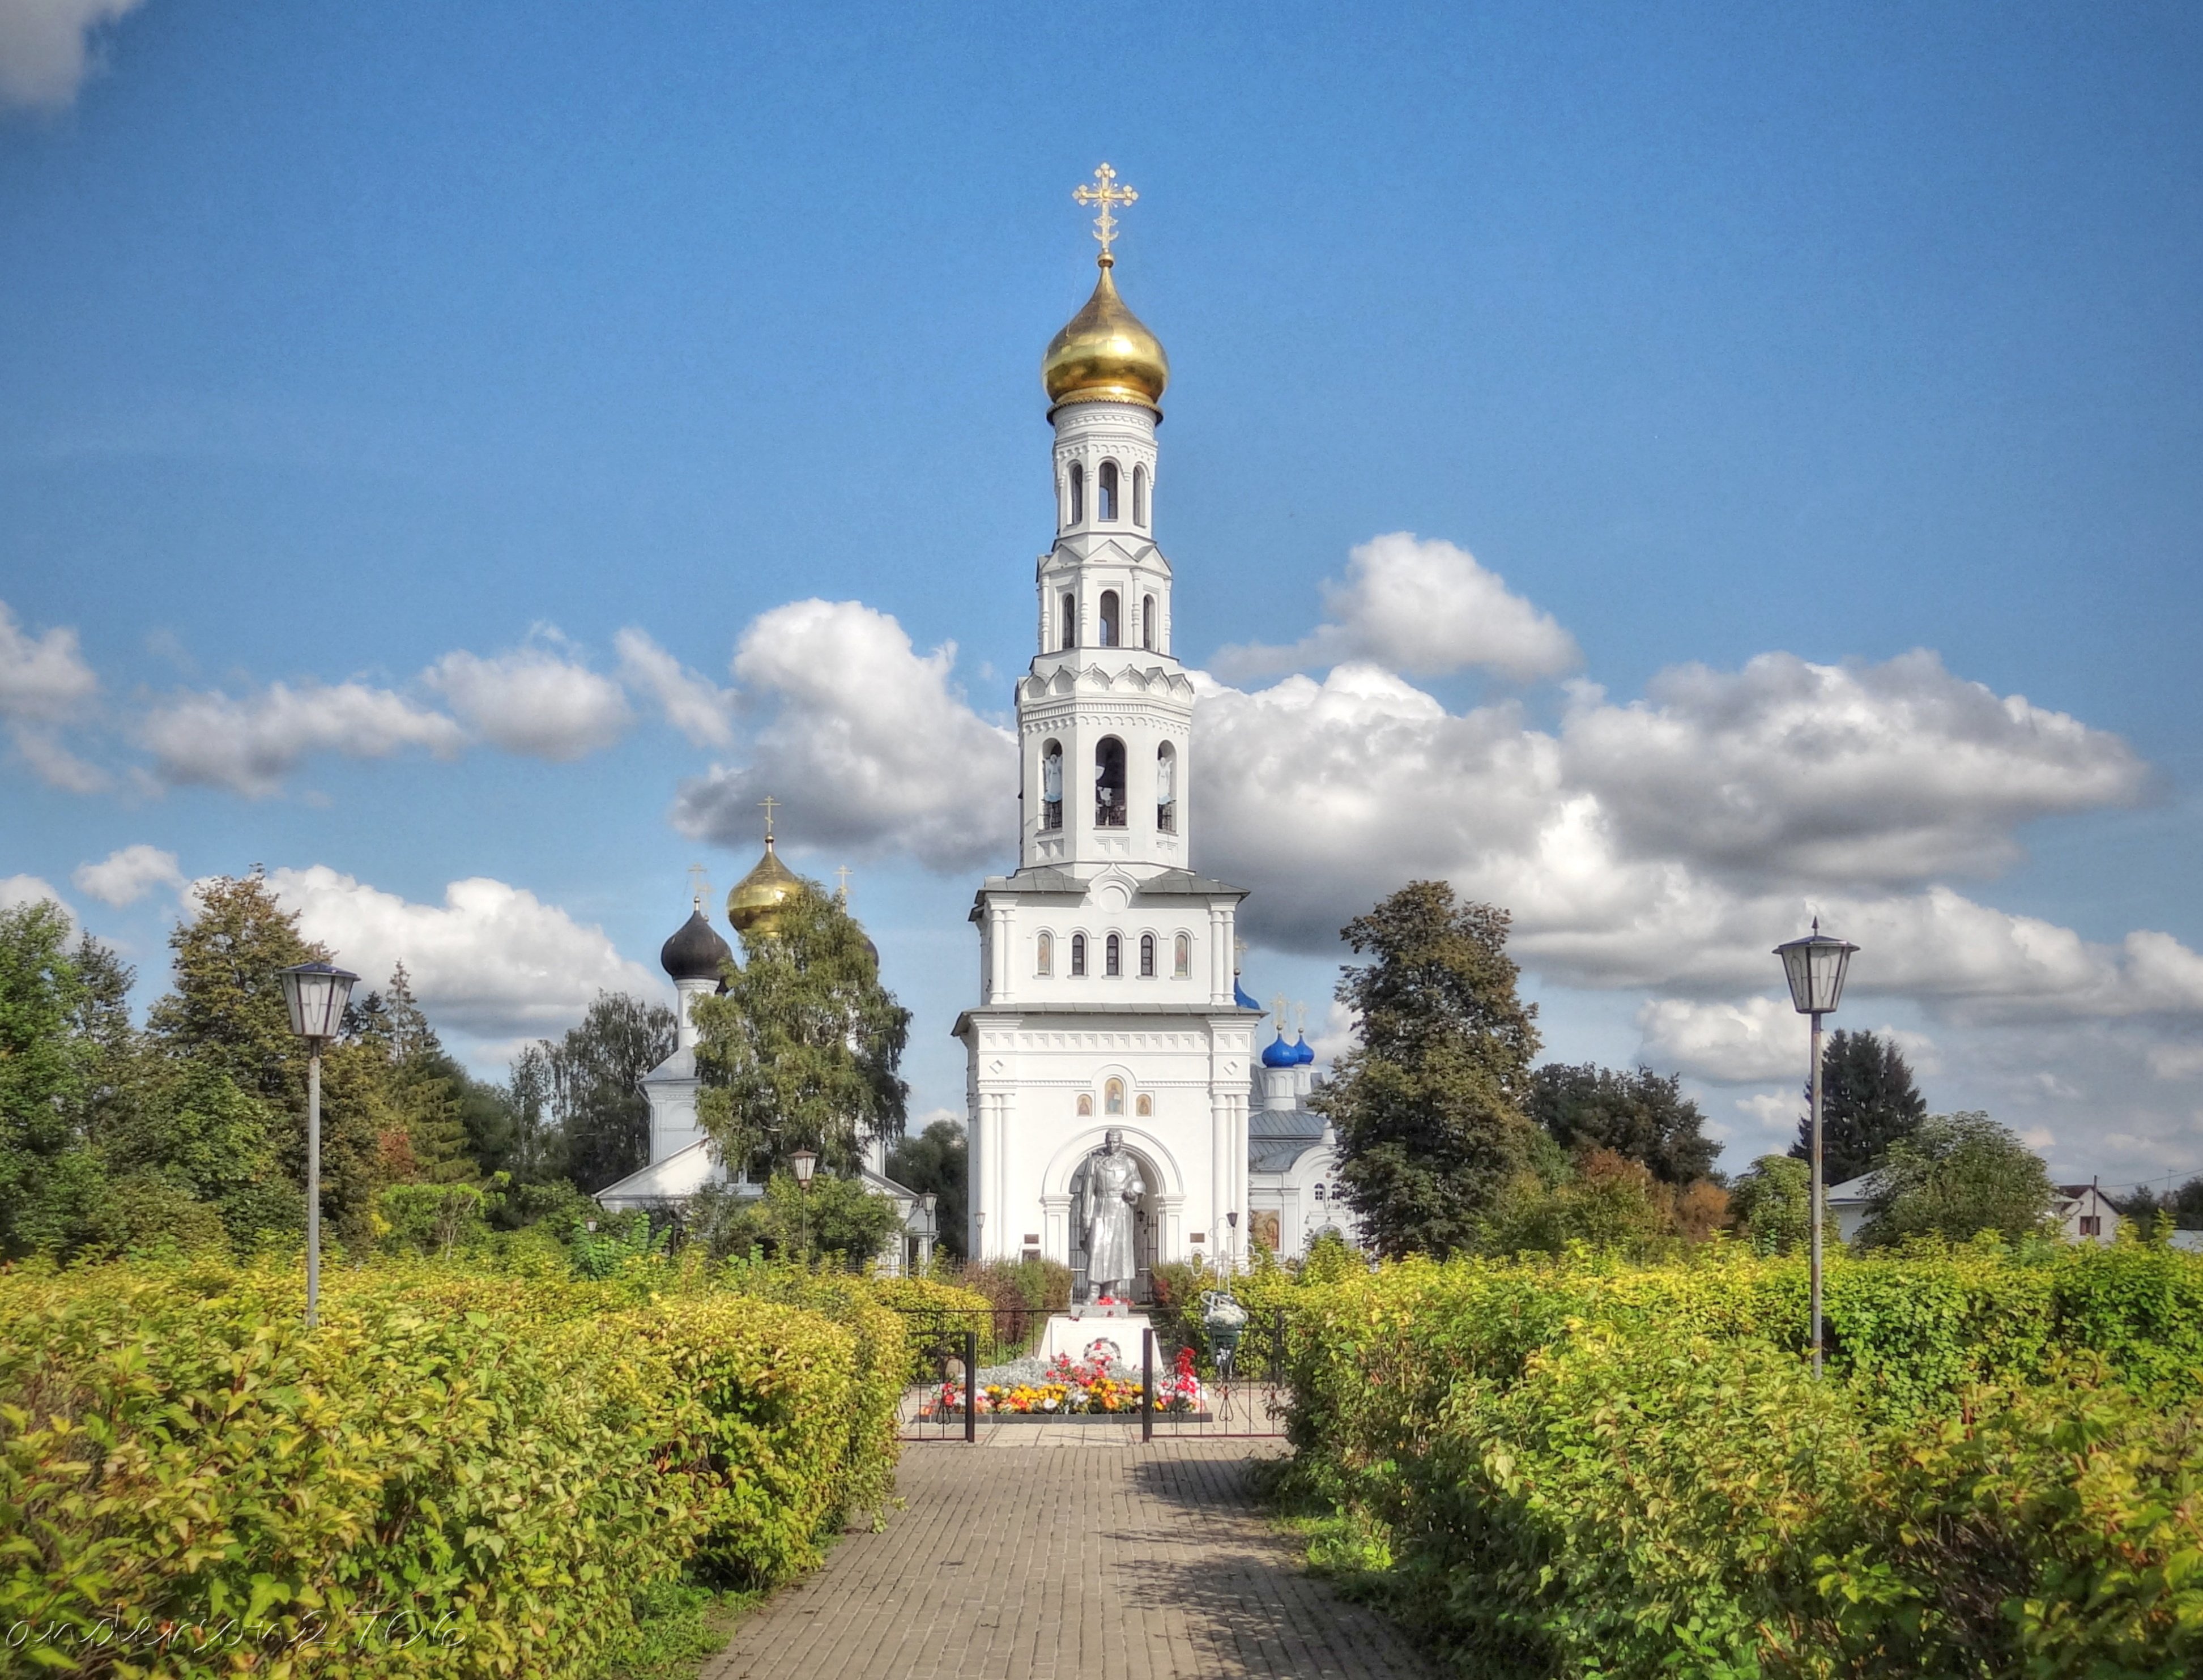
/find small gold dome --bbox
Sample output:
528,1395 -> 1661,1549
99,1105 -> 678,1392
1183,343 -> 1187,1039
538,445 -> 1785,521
726,838 -> 802,939
1042,259 -> 1169,414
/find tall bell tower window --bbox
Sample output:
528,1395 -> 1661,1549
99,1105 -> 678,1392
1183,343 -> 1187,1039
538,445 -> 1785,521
1068,462 -> 1084,524
1141,594 -> 1156,651
1040,739 -> 1063,830
1095,736 -> 1127,827
1071,933 -> 1088,976
1060,592 -> 1076,651
1156,741 -> 1177,834
1098,460 -> 1119,521
1133,464 -> 1148,526
1099,590 -> 1120,647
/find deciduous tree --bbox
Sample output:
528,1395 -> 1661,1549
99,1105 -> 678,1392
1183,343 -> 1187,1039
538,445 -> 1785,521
887,1118 -> 968,1261
1857,1112 -> 2055,1248
1313,881 -> 1541,1260
1529,1063 -> 1719,1185
693,885 -> 909,1178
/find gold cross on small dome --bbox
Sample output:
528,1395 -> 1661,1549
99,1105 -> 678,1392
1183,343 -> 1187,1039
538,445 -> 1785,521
757,793 -> 779,842
1073,163 -> 1138,261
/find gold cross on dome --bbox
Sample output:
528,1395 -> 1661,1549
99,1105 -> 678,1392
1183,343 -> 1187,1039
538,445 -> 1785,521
1073,163 -> 1138,261
835,865 -> 853,903
757,794 -> 779,842
1272,992 -> 1289,1034
687,861 -> 710,909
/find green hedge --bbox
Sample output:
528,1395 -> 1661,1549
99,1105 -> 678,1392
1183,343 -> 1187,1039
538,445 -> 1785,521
1277,1243 -> 2203,1679
0,1255 -> 902,1678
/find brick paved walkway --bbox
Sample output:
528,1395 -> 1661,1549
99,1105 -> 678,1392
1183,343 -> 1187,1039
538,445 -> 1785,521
702,1434 -> 1432,1679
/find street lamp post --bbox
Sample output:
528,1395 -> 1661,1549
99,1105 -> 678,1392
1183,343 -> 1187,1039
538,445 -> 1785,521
788,1147 -> 818,1260
1773,920 -> 1857,1378
278,961 -> 359,1329
915,1191 -> 937,1273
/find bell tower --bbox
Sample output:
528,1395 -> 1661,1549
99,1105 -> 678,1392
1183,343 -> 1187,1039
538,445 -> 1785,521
955,167 -> 1259,1283
1023,163 -> 1194,875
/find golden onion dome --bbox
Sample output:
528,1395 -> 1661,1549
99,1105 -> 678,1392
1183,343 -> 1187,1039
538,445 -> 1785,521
726,837 -> 802,939
1042,258 -> 1169,414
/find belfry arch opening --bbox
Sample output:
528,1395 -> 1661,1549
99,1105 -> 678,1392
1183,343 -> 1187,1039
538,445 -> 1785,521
1133,464 -> 1148,527
1094,736 -> 1127,827
1040,739 -> 1063,830
1067,462 -> 1084,525
1099,590 -> 1120,648
1156,741 -> 1177,834
1141,594 -> 1156,651
1098,459 -> 1119,521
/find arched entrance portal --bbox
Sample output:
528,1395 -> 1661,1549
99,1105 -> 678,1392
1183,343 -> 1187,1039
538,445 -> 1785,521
1066,1148 -> 1161,1304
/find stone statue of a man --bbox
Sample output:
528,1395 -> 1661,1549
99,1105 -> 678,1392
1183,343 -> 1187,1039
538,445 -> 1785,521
1081,1128 -> 1142,1301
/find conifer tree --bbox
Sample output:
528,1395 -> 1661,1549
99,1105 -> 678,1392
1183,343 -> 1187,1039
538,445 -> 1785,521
381,963 -> 475,1183
1313,881 -> 1541,1259
148,869 -> 385,1242
1788,1027 -> 1927,1184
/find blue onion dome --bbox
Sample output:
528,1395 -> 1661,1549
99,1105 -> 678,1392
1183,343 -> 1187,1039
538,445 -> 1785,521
1261,1031 -> 1297,1069
1233,977 -> 1261,1011
661,907 -> 732,983
1292,1031 -> 1316,1067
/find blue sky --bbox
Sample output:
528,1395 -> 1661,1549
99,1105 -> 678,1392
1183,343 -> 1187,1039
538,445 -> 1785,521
4,2 -> 2199,1185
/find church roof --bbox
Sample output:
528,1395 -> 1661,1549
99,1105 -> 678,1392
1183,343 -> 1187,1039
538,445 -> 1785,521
661,907 -> 732,982
1137,869 -> 1247,899
1249,1106 -> 1328,1174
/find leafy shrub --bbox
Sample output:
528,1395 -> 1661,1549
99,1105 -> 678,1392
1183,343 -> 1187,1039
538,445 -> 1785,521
0,1253 -> 900,1677
1273,1244 -> 2203,1679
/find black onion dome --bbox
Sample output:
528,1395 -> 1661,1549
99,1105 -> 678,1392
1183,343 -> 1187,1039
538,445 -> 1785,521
661,908 -> 733,983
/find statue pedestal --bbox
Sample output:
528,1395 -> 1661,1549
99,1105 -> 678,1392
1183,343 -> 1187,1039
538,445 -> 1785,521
1039,1312 -> 1153,1368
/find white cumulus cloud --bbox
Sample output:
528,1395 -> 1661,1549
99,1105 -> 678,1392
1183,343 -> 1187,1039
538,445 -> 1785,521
425,641 -> 632,761
140,680 -> 466,796
72,842 -> 182,907
0,0 -> 142,110
1,600 -> 105,790
615,628 -> 736,748
1212,532 -> 1581,683
0,874 -> 72,922
1562,650 -> 2148,887
264,865 -> 661,1043
672,599 -> 1017,872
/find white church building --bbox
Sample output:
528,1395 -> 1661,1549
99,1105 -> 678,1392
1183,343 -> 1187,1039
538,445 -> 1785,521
599,168 -> 1353,1288
953,168 -> 1354,1296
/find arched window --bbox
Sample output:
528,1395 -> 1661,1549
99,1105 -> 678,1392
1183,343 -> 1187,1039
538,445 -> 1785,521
1135,1093 -> 1153,1117
1036,931 -> 1054,975
1060,592 -> 1075,651
1141,594 -> 1156,651
1098,460 -> 1119,521
1094,736 -> 1126,826
1133,464 -> 1148,527
1105,1077 -> 1125,1116
1156,741 -> 1178,834
1077,1093 -> 1094,1116
1173,933 -> 1191,977
1068,462 -> 1084,525
1098,590 -> 1119,647
1071,933 -> 1088,977
1040,739 -> 1063,830
1139,933 -> 1156,977
1314,1183 -> 1326,1202
1105,933 -> 1122,977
